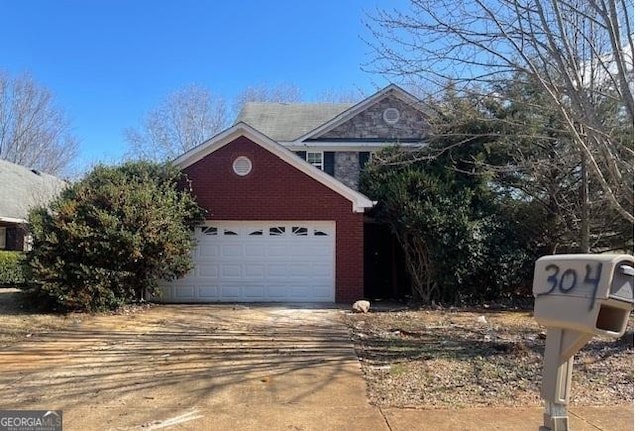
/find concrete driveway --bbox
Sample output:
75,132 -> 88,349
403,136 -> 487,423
0,304 -> 388,431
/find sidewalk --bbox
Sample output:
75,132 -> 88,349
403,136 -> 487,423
380,405 -> 634,431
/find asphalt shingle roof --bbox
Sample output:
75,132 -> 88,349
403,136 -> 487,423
0,159 -> 67,222
235,102 -> 353,141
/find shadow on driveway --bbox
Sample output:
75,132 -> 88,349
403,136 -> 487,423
0,305 -> 383,430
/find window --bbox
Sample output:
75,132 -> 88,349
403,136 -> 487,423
201,227 -> 218,235
314,229 -> 328,236
249,229 -> 264,236
292,227 -> 308,236
0,227 -> 5,249
269,226 -> 286,236
224,229 -> 239,236
306,152 -> 323,170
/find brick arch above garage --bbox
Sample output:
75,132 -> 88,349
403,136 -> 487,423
182,135 -> 365,303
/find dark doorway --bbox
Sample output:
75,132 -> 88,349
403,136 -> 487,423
363,221 -> 410,300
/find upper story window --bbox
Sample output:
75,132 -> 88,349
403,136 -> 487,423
306,152 -> 323,170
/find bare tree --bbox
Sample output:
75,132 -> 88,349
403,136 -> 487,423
0,71 -> 79,176
367,0 -> 634,222
125,85 -> 229,161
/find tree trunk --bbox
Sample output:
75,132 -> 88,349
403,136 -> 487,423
579,152 -> 590,253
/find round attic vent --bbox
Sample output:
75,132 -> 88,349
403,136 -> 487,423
383,107 -> 400,124
232,156 -> 252,176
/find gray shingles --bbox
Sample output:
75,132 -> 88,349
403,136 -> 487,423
0,159 -> 67,221
236,102 -> 353,141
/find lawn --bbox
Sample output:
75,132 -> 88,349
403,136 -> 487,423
344,306 -> 633,408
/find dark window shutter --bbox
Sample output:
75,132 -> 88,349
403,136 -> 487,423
359,152 -> 370,169
323,152 -> 335,176
295,151 -> 307,160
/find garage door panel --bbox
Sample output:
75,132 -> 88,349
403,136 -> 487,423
267,245 -> 289,257
268,264 -> 288,277
245,264 -> 265,277
198,287 -> 218,298
198,265 -> 218,277
245,244 -> 266,257
222,244 -> 243,257
175,286 -> 196,299
198,245 -> 219,258
243,286 -> 266,298
222,264 -> 242,278
159,221 -> 335,302
289,264 -> 313,277
312,263 -> 333,277
266,285 -> 289,299
220,285 -> 242,299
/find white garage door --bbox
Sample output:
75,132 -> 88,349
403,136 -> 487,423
158,221 -> 336,302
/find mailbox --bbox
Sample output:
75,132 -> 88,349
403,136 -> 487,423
533,254 -> 633,431
533,254 -> 634,337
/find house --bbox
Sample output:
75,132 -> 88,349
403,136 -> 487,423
0,159 -> 67,251
157,85 -> 430,303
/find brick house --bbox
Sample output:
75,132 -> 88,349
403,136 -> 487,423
157,85 -> 430,303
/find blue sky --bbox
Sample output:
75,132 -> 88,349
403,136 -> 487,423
1,0 -> 390,173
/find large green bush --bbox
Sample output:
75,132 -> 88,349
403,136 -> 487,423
0,250 -> 26,286
25,161 -> 205,312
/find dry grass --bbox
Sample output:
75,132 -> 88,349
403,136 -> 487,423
0,288 -> 82,348
344,306 -> 633,408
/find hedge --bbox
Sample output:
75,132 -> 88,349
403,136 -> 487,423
0,250 -> 26,286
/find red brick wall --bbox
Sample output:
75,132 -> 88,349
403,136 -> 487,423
182,136 -> 364,302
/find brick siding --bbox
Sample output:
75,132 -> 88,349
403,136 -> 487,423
182,136 -> 364,303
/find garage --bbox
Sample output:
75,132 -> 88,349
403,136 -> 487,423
158,221 -> 336,302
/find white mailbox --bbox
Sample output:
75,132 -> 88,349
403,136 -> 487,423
533,254 -> 633,337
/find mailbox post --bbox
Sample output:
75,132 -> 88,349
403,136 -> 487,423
532,254 -> 633,431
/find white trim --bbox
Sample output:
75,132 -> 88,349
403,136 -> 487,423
383,107 -> 401,124
0,216 -> 27,224
282,142 -> 426,152
173,122 -> 375,213
306,151 -> 324,170
294,84 -> 431,142
232,156 -> 252,176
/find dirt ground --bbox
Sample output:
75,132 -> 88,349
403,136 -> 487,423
344,306 -> 634,408
0,296 -> 381,431
0,288 -> 82,347
0,289 -> 633,430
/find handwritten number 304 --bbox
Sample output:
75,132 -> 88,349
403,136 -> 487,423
543,263 -> 603,310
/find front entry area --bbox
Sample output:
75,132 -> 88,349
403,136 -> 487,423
157,221 -> 336,302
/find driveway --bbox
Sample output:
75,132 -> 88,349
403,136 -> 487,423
0,304 -> 388,431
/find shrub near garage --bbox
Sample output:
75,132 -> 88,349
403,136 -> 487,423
0,251 -> 26,286
25,161 -> 205,312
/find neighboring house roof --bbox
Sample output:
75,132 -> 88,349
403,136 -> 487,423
236,102 -> 353,141
0,159 -> 67,223
174,122 -> 375,213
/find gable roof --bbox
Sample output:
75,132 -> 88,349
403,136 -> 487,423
234,84 -> 429,144
0,159 -> 67,223
174,122 -> 375,213
235,102 -> 353,141
295,84 -> 430,142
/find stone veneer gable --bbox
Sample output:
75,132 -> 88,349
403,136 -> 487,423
318,95 -> 430,141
